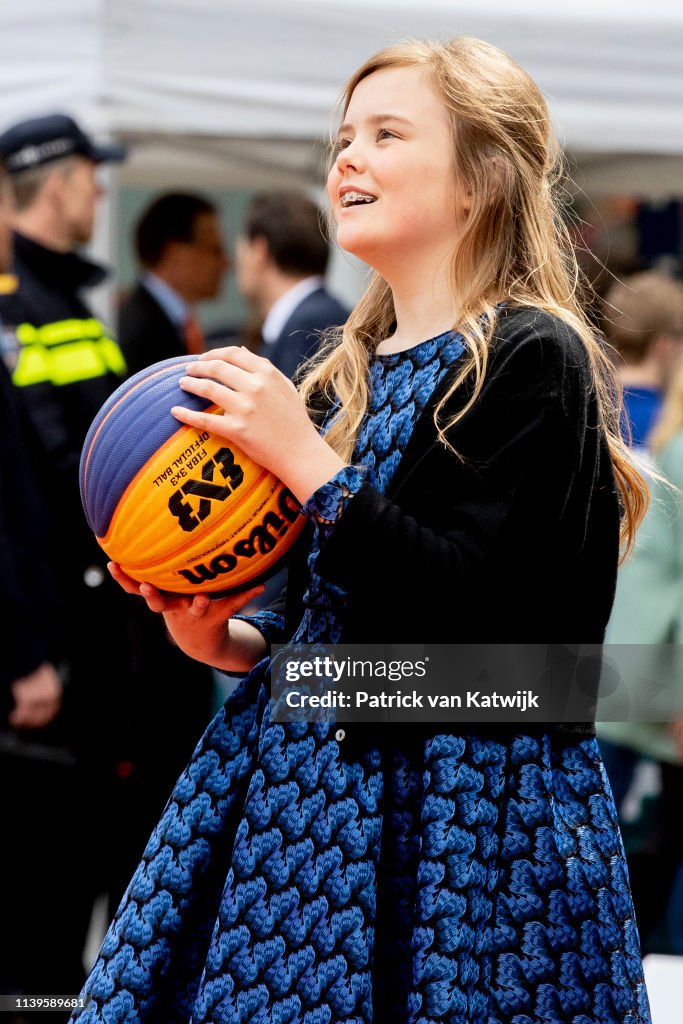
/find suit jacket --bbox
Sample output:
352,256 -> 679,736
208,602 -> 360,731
118,282 -> 187,378
264,286 -> 348,379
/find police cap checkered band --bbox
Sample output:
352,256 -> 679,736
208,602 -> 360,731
0,114 -> 126,174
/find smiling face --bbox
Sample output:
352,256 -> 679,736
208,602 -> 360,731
327,65 -> 465,278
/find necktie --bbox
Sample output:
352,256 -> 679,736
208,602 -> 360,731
184,314 -> 205,356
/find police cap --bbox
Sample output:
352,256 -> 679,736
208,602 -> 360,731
0,113 -> 126,174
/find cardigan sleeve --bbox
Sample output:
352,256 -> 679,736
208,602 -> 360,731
301,465 -> 366,525
314,311 -> 601,600
231,607 -> 287,646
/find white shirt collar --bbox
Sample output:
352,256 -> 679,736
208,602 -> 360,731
261,276 -> 324,345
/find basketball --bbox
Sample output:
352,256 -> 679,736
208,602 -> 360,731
79,355 -> 305,594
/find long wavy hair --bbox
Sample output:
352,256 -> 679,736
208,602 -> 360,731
299,36 -> 648,554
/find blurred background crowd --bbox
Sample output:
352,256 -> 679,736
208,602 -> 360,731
1,1 -> 683,1020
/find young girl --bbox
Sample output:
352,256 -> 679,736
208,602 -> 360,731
74,37 -> 651,1024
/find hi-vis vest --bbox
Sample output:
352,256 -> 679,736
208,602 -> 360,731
10,317 -> 126,387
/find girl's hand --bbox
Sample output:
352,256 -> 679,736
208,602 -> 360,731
171,347 -> 345,504
108,562 -> 267,672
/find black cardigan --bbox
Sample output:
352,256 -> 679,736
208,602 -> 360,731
266,306 -> 621,739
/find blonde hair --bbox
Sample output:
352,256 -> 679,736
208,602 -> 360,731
10,155 -> 81,212
300,36 -> 648,555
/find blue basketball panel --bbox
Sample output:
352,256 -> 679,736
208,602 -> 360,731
80,356 -> 213,537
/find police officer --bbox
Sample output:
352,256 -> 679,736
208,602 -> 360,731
0,114 -> 133,765
0,114 -> 126,558
0,152 -> 61,731
0,118 -> 214,1004
0,115 -> 128,1009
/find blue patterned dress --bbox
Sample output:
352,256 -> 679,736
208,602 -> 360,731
73,332 -> 651,1024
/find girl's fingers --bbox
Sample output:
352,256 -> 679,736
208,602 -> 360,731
109,563 -> 182,613
170,403 -> 238,436
196,344 -> 241,363
183,358 -> 251,390
223,584 -> 266,613
146,583 -> 265,617
197,345 -> 265,372
109,563 -> 267,617
108,561 -> 144,595
178,373 -> 238,408
139,582 -> 178,613
140,584 -> 209,616
187,594 -> 212,618
184,585 -> 265,618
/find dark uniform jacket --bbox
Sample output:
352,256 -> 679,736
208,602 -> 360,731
118,280 -> 187,378
0,358 -> 58,694
0,231 -> 126,581
0,231 -> 214,914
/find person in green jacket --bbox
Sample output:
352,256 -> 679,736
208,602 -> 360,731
600,346 -> 683,953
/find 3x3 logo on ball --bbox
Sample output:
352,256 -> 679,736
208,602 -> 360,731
168,446 -> 300,585
169,447 -> 244,532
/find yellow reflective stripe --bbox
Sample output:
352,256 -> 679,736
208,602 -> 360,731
17,318 -> 108,346
38,318 -> 106,345
12,319 -> 127,387
12,345 -> 48,387
14,341 -> 111,387
98,336 -> 127,375
16,323 -> 39,345
50,341 -> 114,385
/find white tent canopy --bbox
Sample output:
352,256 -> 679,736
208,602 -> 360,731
2,0 -> 683,194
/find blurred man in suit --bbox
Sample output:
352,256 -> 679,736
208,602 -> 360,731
236,190 -> 348,379
233,191 -> 349,616
119,192 -> 230,376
